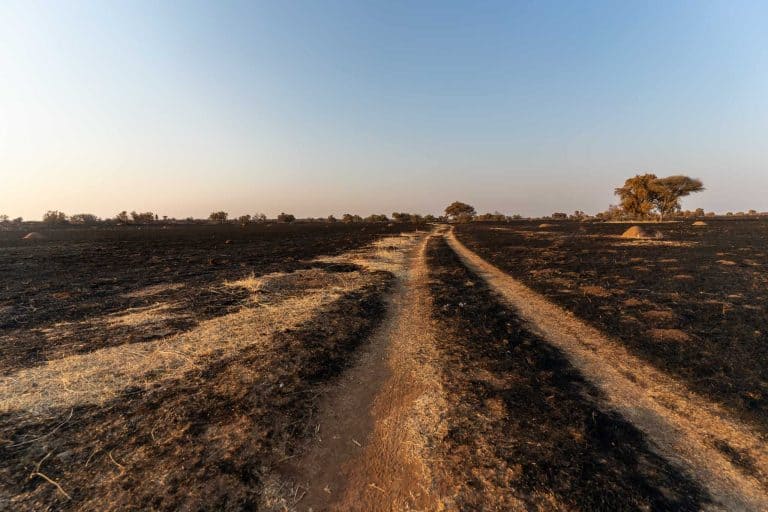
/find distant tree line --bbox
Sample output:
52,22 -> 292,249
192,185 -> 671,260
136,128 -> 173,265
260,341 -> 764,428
6,185 -> 768,230
442,202 -> 524,223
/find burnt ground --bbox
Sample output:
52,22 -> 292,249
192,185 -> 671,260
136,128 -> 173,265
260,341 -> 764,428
455,220 -> 768,434
427,235 -> 709,511
0,222 -> 415,374
0,271 -> 393,511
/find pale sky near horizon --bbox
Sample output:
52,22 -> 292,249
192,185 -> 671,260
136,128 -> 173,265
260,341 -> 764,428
2,0 -> 767,220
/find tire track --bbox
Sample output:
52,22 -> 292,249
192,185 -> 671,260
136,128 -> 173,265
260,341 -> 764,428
274,231 -> 448,511
446,228 -> 768,512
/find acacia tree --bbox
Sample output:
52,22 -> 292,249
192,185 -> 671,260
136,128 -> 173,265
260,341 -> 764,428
444,201 -> 476,223
615,174 -> 704,220
209,211 -> 229,224
342,213 -> 362,223
652,175 -> 704,221
43,210 -> 68,224
70,213 -> 99,224
131,211 -> 156,224
614,174 -> 658,219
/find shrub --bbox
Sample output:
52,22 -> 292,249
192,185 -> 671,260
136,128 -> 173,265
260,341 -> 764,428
131,211 -> 156,224
209,211 -> 229,223
43,210 -> 68,224
70,213 -> 100,224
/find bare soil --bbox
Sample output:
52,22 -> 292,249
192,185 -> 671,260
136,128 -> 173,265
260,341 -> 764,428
273,231 -> 448,511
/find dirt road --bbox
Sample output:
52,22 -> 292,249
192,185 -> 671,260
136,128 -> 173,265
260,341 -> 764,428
446,228 -> 768,511
279,228 -> 768,511
275,231 -> 448,511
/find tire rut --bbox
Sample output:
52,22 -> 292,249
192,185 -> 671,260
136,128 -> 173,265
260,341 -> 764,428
446,228 -> 768,512
276,231 -> 448,511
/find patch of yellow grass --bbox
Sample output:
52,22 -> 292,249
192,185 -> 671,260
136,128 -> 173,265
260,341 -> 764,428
226,269 -> 368,302
106,303 -> 175,327
648,328 -> 692,343
122,283 -> 184,299
0,273 -> 374,416
1,233 -> 426,418
579,285 -> 612,297
617,240 -> 698,247
316,233 -> 421,276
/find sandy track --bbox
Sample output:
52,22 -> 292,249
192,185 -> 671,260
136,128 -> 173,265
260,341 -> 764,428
277,231 -> 448,512
446,228 -> 768,511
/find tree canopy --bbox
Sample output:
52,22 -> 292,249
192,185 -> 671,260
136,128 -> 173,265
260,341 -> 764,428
444,201 -> 476,222
615,174 -> 704,220
208,211 -> 229,223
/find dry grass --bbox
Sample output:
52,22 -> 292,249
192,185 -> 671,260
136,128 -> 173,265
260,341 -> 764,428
580,285 -> 612,297
226,269 -> 362,299
1,232 -> 421,418
315,233 -> 422,276
642,310 -> 678,324
0,288 -> 356,416
105,303 -> 175,327
616,240 -> 699,248
648,328 -> 692,343
122,283 -> 184,299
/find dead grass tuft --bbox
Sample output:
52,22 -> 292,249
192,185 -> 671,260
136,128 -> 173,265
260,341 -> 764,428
622,298 -> 645,307
105,303 -> 175,327
122,283 -> 184,299
315,233 -> 421,276
579,285 -> 612,297
641,310 -> 677,324
648,328 -> 692,343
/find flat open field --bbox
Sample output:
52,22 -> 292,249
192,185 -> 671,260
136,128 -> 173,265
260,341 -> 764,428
0,223 -> 416,509
426,235 -> 707,510
2,222 -> 767,510
0,223 -> 415,374
456,220 -> 768,435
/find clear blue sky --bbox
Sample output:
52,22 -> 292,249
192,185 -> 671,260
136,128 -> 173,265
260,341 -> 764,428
2,0 -> 767,219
